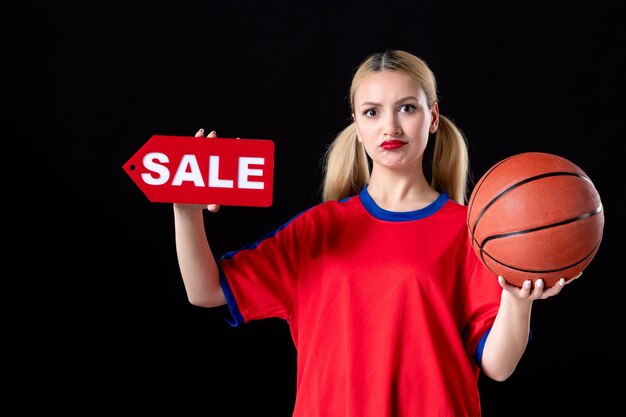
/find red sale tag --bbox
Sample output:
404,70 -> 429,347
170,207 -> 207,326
123,135 -> 274,207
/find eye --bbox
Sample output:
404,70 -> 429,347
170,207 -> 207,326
398,104 -> 416,113
363,108 -> 378,117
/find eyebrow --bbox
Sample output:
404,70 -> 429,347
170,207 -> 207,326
358,96 -> 419,107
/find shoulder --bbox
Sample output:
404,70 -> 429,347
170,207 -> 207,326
289,194 -> 361,226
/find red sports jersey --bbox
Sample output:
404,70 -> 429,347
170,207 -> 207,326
218,186 -> 502,416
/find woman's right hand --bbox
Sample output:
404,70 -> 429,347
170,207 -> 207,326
172,127 -> 226,307
173,128 -> 221,213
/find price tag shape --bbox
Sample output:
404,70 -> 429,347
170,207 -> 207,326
123,135 -> 274,207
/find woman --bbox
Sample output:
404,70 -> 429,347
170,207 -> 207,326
173,50 -> 576,416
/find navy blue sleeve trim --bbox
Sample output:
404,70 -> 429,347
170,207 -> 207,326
219,265 -> 245,327
474,327 -> 491,365
218,208 -> 311,261
216,201 -> 354,326
473,327 -> 533,365
215,206 -> 320,326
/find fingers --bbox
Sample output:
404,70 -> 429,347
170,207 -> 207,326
500,276 -> 546,300
503,272 -> 581,300
541,278 -> 566,298
497,275 -> 511,290
194,128 -> 220,212
530,279 -> 546,299
518,279 -> 533,298
526,278 -> 568,299
525,278 -> 553,299
195,128 -> 218,138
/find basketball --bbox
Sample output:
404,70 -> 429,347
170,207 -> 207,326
467,152 -> 604,288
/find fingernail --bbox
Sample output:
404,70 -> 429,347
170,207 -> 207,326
198,128 -> 204,132
559,278 -> 565,286
524,281 -> 531,288
536,279 -> 544,287
209,130 -> 216,135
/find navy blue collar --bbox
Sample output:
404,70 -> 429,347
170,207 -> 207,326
359,185 -> 449,222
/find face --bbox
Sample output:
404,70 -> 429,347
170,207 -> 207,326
352,70 -> 438,171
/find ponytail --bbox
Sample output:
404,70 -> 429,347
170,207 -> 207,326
431,115 -> 470,204
321,123 -> 370,202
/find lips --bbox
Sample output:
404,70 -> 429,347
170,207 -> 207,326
380,140 -> 406,150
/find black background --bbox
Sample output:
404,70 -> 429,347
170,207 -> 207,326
4,1 -> 624,416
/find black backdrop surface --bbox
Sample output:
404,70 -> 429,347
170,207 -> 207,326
4,1 -> 624,416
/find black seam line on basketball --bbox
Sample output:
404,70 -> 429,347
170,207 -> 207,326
467,157 -> 513,222
470,171 -> 589,233
479,204 -> 603,247
468,225 -> 481,249
479,241 -> 601,274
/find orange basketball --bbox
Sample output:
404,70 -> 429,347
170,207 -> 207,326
467,152 -> 604,288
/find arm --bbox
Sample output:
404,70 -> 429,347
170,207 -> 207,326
173,129 -> 226,308
480,275 -> 580,381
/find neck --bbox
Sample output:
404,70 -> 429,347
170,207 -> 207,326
367,170 -> 439,212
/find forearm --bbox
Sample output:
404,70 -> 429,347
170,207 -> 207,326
173,205 -> 224,307
480,291 -> 533,381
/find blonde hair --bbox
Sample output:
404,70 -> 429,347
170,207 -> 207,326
321,50 -> 470,204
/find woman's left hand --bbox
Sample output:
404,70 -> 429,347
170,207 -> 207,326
498,272 -> 582,301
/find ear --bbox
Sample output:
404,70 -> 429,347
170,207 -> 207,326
429,103 -> 439,133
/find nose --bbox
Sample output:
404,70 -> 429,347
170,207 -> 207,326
383,112 -> 401,137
